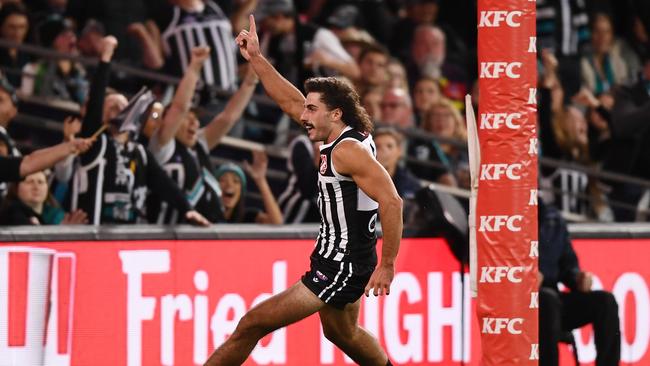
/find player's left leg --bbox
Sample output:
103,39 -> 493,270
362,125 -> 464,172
204,281 -> 324,366
319,299 -> 390,366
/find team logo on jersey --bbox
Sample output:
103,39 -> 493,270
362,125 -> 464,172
368,213 -> 378,232
320,154 -> 327,174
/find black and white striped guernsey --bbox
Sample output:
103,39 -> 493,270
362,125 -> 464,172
161,1 -> 237,92
0,126 -> 20,199
313,127 -> 379,265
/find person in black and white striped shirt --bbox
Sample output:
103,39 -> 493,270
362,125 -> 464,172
277,134 -> 321,223
205,16 -> 403,366
160,0 -> 238,102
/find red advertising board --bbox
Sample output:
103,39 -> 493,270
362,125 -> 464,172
1,238 -> 649,365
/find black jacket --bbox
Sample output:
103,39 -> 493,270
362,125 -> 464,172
539,200 -> 580,291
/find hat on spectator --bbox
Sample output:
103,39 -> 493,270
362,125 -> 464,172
37,14 -> 74,47
81,18 -> 105,37
327,5 -> 359,29
255,0 -> 294,20
215,163 -> 247,191
0,74 -> 18,105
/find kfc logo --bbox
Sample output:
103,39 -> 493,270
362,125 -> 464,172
479,266 -> 525,283
319,155 -> 327,175
480,163 -> 522,181
480,62 -> 522,79
479,215 -> 524,232
480,113 -> 522,129
478,11 -> 523,27
0,247 -> 76,366
482,317 -> 524,335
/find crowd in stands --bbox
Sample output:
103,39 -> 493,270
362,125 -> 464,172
0,0 -> 648,227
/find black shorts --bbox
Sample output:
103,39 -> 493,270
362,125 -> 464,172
301,256 -> 376,310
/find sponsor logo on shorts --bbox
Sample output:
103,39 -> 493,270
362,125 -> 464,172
316,270 -> 328,281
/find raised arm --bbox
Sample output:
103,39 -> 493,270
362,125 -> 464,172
202,65 -> 259,150
80,36 -> 118,138
20,139 -> 93,178
154,47 -> 210,147
235,15 -> 305,123
243,150 -> 283,224
332,140 -> 403,297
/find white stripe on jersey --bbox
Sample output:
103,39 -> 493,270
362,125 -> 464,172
316,181 -> 326,255
209,26 -> 229,89
293,200 -> 312,223
194,27 -> 215,86
322,180 -> 336,258
332,181 -> 349,261
93,159 -> 106,225
161,3 -> 235,89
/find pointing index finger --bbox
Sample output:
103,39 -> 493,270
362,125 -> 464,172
249,14 -> 257,35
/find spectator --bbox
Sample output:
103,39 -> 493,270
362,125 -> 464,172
148,47 -> 258,224
76,19 -> 106,59
0,75 -> 19,201
157,0 -> 238,103
0,2 -> 31,88
598,52 -> 650,221
412,98 -> 466,187
580,12 -> 640,95
22,15 -> 88,105
379,87 -> 414,129
539,49 -> 612,220
539,199 -> 620,366
361,86 -> 383,123
0,74 -> 19,157
0,170 -> 88,225
215,151 -> 283,224
412,76 -> 442,126
66,0 -> 156,68
406,25 -> 468,106
69,36 -> 209,226
258,0 -> 359,89
374,128 -> 421,199
386,57 -> 409,90
536,0 -> 589,97
339,27 -> 376,63
277,134 -> 320,223
353,43 -> 388,96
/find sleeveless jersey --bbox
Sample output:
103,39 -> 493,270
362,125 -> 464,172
71,135 -> 150,224
0,126 -> 20,199
313,127 -> 379,265
149,132 -> 223,224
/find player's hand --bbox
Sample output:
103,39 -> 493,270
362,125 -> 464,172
364,263 -> 395,297
235,14 -> 261,61
186,210 -> 211,227
189,46 -> 211,70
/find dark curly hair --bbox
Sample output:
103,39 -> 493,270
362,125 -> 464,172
304,77 -> 373,134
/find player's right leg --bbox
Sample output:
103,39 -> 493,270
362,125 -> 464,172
204,281 -> 324,366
